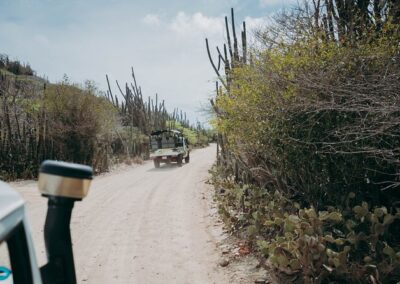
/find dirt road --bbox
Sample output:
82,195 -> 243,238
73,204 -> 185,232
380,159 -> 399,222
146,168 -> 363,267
12,144 -> 231,283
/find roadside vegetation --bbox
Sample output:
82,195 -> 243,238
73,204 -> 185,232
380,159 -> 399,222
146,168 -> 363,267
0,60 -> 210,180
207,2 -> 400,283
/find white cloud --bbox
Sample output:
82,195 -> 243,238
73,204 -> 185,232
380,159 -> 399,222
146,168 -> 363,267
244,16 -> 270,31
260,0 -> 296,7
169,12 -> 224,37
241,16 -> 272,47
0,2 -> 286,125
142,14 -> 161,26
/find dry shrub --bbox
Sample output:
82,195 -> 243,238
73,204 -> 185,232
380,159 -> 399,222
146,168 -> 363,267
44,83 -> 118,165
212,20 -> 400,284
131,156 -> 144,165
218,38 -> 400,209
124,158 -> 133,166
0,77 -> 119,179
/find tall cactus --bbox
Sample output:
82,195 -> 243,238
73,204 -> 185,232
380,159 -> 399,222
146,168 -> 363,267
205,8 -> 249,179
206,8 -> 248,92
105,68 -> 194,158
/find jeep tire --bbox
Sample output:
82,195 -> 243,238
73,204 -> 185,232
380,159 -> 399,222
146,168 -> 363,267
177,155 -> 183,167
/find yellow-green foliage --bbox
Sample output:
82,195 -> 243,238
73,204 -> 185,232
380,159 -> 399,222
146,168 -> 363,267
212,27 -> 400,283
169,121 -> 210,147
216,36 -> 400,203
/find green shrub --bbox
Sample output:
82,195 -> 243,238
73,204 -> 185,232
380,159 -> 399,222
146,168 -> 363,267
44,83 -> 118,165
211,170 -> 400,282
216,39 -> 400,209
210,5 -> 400,283
170,121 -> 211,147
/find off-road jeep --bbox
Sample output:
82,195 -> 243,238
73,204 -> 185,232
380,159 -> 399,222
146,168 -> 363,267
149,129 -> 190,168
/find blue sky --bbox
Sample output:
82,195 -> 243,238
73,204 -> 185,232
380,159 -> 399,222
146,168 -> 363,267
0,0 -> 295,124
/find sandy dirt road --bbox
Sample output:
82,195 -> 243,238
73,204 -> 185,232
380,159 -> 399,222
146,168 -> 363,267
11,144 -> 231,284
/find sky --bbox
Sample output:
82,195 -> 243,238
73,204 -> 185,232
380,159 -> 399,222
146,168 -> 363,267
0,0 -> 296,125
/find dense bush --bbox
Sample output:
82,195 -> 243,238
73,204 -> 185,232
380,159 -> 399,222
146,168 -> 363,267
0,76 -> 120,179
217,39 -> 400,209
43,83 -> 119,167
209,4 -> 400,283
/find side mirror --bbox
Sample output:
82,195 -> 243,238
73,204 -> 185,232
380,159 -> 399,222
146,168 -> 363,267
39,160 -> 93,284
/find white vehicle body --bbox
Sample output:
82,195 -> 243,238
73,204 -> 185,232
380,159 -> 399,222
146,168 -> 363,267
0,181 -> 42,284
149,129 -> 190,167
0,160 -> 93,284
